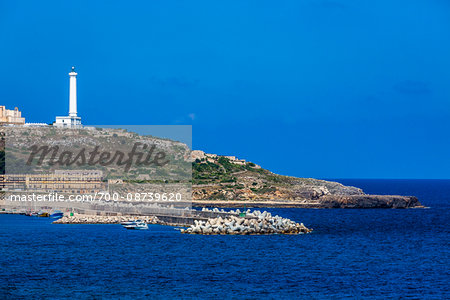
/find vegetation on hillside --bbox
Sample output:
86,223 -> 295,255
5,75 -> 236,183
193,156 -> 266,185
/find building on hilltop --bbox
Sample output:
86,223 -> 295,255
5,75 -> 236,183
0,107 -> 49,127
1,67 -> 83,128
54,67 -> 82,129
0,106 -> 25,125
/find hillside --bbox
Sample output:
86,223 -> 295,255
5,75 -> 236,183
191,151 -> 421,208
0,126 -> 421,208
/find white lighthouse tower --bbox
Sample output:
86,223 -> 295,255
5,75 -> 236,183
69,67 -> 78,117
55,67 -> 82,128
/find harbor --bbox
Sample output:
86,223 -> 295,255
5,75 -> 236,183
1,206 -> 312,235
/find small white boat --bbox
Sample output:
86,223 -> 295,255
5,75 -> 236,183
121,221 -> 136,226
121,220 -> 148,230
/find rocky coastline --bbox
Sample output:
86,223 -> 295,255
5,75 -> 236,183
192,195 -> 422,209
316,194 -> 422,208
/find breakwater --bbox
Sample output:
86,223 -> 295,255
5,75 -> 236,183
52,209 -> 312,235
181,210 -> 312,235
52,209 -> 236,226
53,215 -> 160,224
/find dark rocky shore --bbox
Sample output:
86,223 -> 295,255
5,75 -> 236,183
317,195 -> 421,208
193,195 -> 422,209
192,153 -> 422,208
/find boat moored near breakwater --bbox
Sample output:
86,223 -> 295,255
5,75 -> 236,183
121,220 -> 149,230
50,210 -> 64,219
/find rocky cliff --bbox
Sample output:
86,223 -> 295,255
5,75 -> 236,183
192,151 -> 421,208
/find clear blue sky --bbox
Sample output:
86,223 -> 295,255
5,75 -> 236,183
1,0 -> 449,179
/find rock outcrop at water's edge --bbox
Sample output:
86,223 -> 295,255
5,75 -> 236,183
317,195 -> 421,208
192,151 -> 423,208
192,195 -> 422,209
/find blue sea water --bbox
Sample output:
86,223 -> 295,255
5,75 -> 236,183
0,179 -> 449,299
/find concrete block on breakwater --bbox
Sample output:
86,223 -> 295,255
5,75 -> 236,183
181,210 -> 312,235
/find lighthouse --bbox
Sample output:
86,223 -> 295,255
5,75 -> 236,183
54,67 -> 82,128
69,67 -> 78,117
